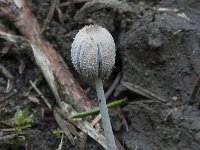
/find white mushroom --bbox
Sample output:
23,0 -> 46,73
71,25 -> 117,150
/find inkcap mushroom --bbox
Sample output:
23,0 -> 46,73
71,25 -> 117,150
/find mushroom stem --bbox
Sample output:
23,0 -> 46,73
95,78 -> 117,150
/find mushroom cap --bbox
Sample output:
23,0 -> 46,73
71,25 -> 116,80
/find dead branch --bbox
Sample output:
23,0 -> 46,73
0,0 -> 90,111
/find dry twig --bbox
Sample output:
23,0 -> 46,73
41,0 -> 59,33
59,0 -> 90,7
29,80 -> 52,110
105,71 -> 122,99
190,76 -> 200,105
53,109 -> 76,145
122,81 -> 166,102
0,64 -> 14,80
0,89 -> 18,103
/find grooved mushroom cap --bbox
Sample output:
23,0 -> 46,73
71,25 -> 116,80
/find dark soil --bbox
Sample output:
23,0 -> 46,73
1,0 -> 200,149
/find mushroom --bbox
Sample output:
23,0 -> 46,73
71,25 -> 117,150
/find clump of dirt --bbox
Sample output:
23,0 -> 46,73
119,0 -> 200,103
116,0 -> 200,149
